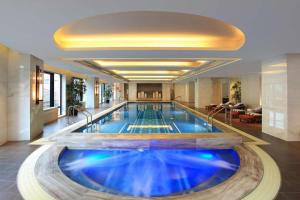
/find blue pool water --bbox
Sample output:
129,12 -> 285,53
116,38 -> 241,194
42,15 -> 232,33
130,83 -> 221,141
59,148 -> 240,197
76,103 -> 221,133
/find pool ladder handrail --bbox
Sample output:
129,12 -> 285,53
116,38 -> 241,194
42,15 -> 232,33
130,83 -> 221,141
207,106 -> 225,128
67,106 -> 93,130
119,96 -> 124,102
174,96 -> 182,101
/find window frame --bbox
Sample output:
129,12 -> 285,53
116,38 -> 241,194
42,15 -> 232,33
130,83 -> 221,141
43,71 -> 63,115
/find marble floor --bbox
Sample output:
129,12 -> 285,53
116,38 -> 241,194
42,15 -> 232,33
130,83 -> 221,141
0,142 -> 37,200
178,101 -> 300,200
1,101 -> 300,199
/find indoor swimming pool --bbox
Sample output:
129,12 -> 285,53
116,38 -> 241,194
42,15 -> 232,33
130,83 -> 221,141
59,148 -> 240,197
76,103 -> 222,133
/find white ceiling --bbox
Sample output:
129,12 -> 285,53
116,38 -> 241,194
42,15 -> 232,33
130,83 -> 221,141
0,0 -> 299,79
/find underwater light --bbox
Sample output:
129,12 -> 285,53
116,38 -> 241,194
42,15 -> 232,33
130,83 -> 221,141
199,153 -> 214,159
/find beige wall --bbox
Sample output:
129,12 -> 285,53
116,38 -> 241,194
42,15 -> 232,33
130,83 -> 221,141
162,83 -> 171,101
261,54 -> 300,141
188,81 -> 195,103
211,78 -> 222,104
262,56 -> 288,140
29,55 -> 44,140
286,54 -> 300,141
0,43 -> 45,144
194,78 -> 213,108
43,107 -> 58,125
128,83 -> 137,101
174,82 -> 189,102
0,44 -> 9,145
195,78 -> 223,108
241,74 -> 261,108
7,49 -> 31,141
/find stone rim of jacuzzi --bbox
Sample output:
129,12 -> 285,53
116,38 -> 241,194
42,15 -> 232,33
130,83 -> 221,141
26,142 -> 263,200
18,101 -> 280,200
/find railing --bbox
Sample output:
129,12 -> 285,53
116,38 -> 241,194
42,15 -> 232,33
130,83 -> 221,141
207,106 -> 226,127
174,96 -> 182,101
119,96 -> 124,102
207,104 -> 236,128
67,106 -> 94,130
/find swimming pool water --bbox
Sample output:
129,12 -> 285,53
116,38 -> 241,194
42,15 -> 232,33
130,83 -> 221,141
59,148 -> 240,197
76,103 -> 221,133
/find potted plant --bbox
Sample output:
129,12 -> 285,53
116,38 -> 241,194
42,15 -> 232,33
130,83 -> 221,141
231,81 -> 241,103
104,85 -> 112,103
66,79 -> 87,115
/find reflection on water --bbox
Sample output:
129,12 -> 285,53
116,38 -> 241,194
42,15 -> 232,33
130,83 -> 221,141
77,103 -> 221,133
59,148 -> 240,197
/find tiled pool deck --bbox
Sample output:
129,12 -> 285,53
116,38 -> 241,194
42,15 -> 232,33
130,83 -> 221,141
0,101 -> 299,199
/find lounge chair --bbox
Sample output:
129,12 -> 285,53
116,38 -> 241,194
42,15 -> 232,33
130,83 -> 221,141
230,109 -> 246,118
247,107 -> 262,114
239,106 -> 262,123
228,103 -> 246,118
229,103 -> 246,110
205,104 -> 218,111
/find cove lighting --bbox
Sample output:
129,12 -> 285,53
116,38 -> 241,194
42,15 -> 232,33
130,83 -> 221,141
123,76 -> 177,79
94,60 -> 207,67
54,34 -> 245,50
112,70 -> 183,75
53,11 -> 245,51
128,79 -> 172,81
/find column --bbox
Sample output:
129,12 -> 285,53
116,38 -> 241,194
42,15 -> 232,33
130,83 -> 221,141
162,83 -> 171,101
128,83 -> 137,101
86,77 -> 99,108
262,54 -> 300,141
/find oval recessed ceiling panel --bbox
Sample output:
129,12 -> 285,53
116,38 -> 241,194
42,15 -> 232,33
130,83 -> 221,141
54,11 -> 245,51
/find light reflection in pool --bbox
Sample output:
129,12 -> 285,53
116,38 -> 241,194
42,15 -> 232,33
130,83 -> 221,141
76,103 -> 221,133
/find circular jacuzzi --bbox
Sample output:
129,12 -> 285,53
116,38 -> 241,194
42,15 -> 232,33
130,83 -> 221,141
58,148 -> 240,198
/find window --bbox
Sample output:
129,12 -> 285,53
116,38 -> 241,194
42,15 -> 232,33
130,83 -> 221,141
101,83 -> 106,103
43,72 -> 62,115
43,73 -> 51,108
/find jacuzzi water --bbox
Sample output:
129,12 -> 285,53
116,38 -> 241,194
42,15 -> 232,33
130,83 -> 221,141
75,103 -> 221,133
59,148 -> 240,197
